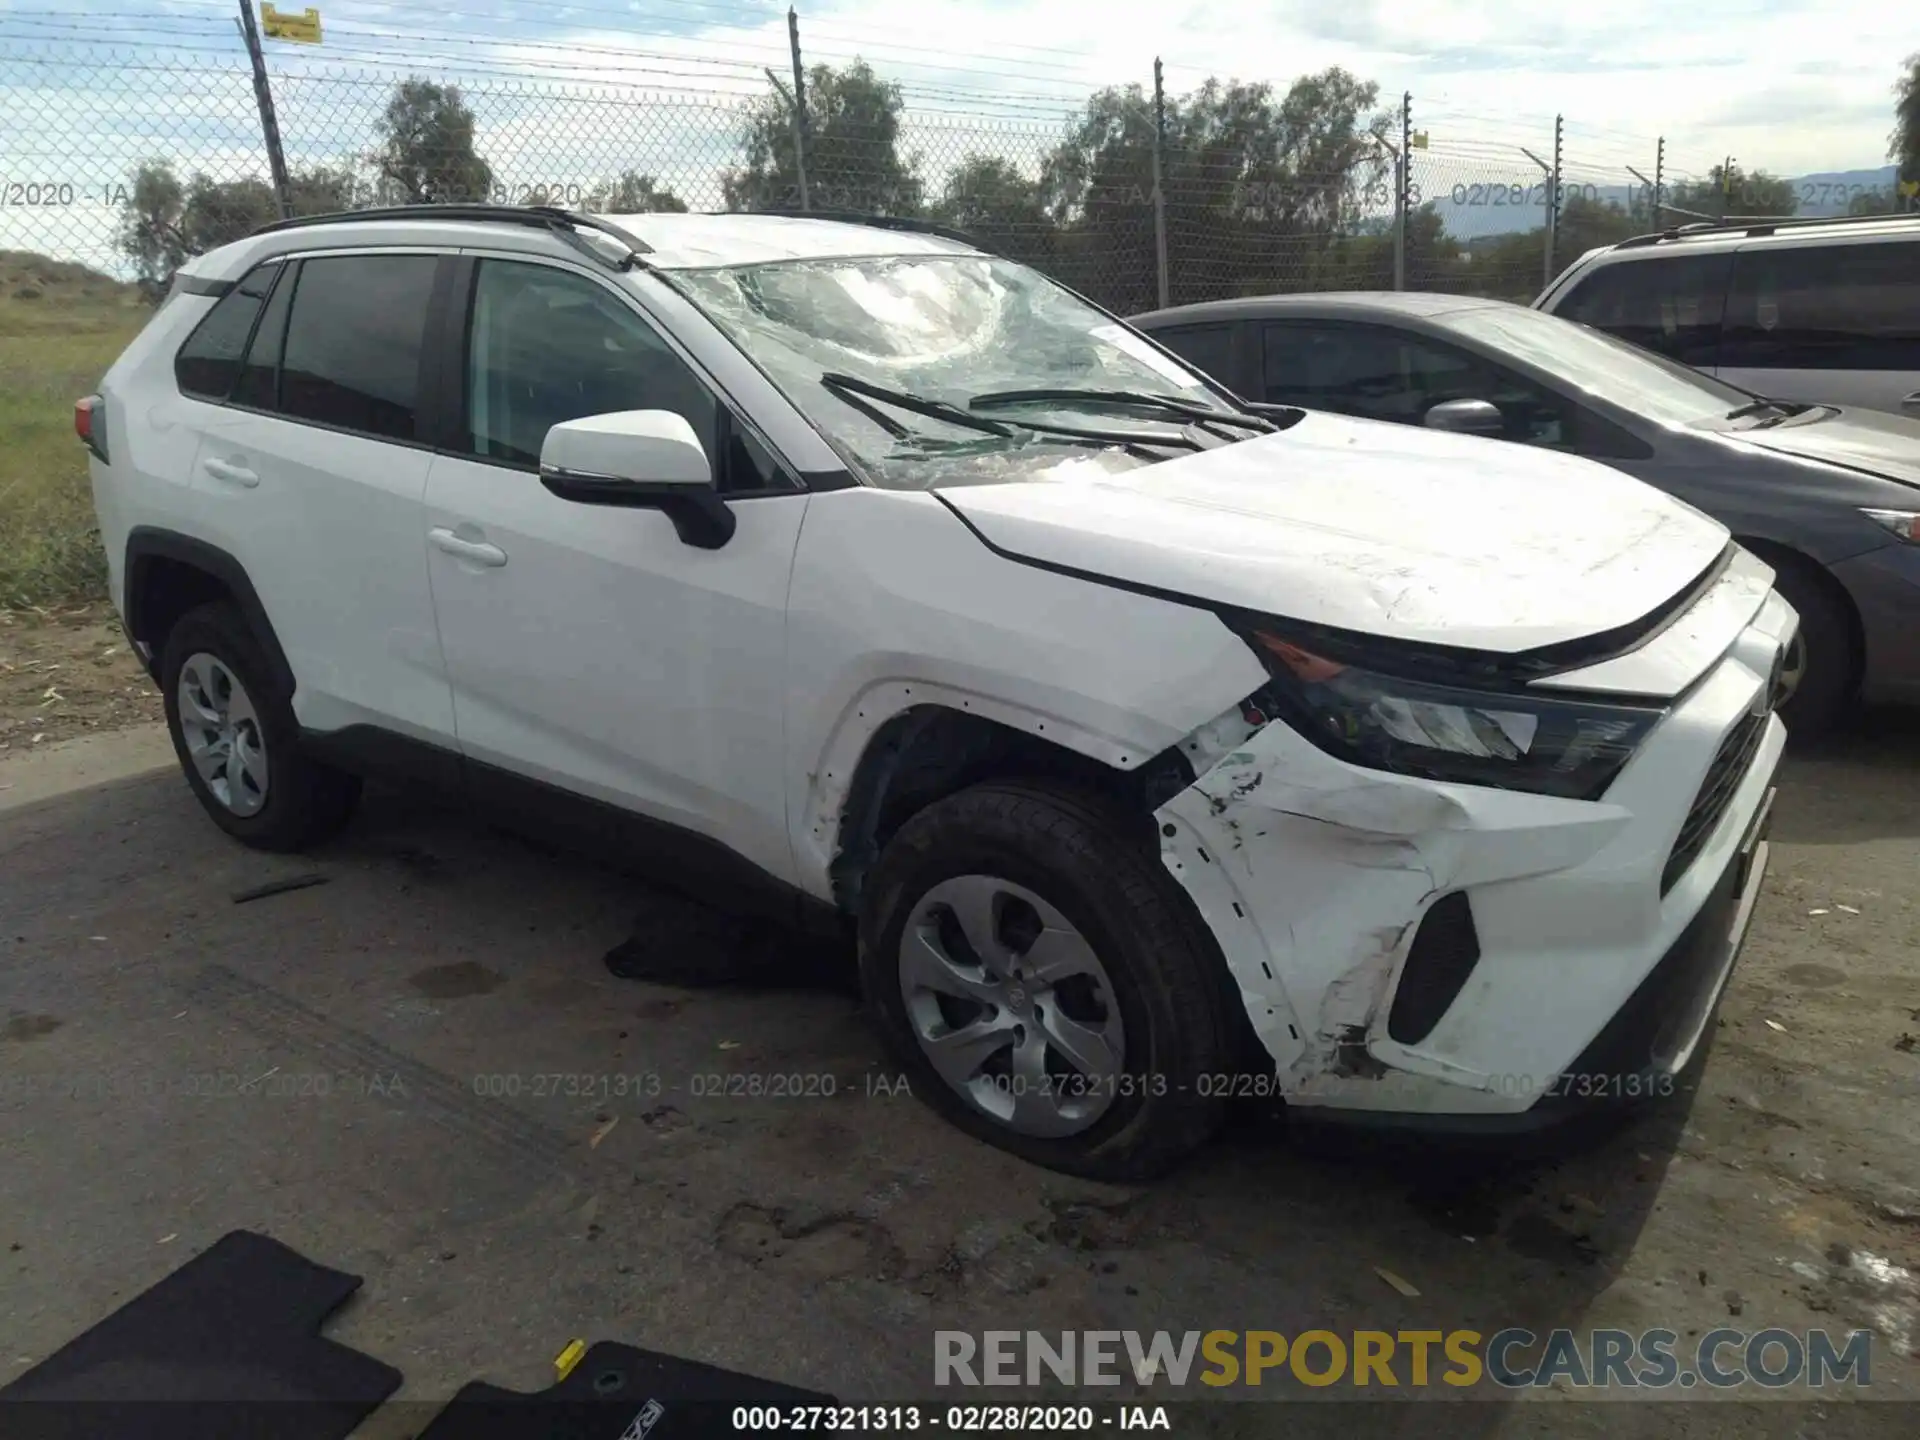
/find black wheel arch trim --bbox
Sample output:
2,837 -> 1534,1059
123,527 -> 296,700
298,722 -> 847,939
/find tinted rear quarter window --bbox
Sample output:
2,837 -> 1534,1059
1722,239 -> 1920,369
280,255 -> 438,441
231,262 -> 294,411
1555,253 -> 1730,367
174,263 -> 280,400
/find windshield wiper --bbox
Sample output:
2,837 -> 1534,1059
821,372 -> 1013,438
1725,396 -> 1822,428
821,373 -> 1199,455
969,387 -> 1278,435
1725,398 -> 1794,420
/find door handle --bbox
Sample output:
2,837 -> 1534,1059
1901,391 -> 1920,411
201,456 -> 259,488
429,527 -> 508,567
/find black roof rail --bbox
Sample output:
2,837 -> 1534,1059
742,208 -> 989,251
249,204 -> 653,270
1611,208 -> 1917,250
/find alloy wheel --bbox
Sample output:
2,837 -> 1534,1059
899,874 -> 1127,1138
177,652 -> 269,817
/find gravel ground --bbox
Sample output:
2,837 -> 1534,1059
0,664 -> 1916,1435
0,603 -> 161,753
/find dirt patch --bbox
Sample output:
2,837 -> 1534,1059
1034,1192 -> 1199,1251
714,1201 -> 906,1283
409,961 -> 506,999
0,605 -> 160,752
1504,1210 -> 1603,1268
3,1011 -> 63,1043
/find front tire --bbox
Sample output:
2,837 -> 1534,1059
858,781 -> 1233,1180
1764,554 -> 1856,738
160,601 -> 360,851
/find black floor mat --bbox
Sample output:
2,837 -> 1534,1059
0,1229 -> 401,1440
415,1341 -> 836,1440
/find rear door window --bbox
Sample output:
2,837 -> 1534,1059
174,263 -> 281,400
1722,239 -> 1920,370
1148,323 -> 1240,391
1554,254 -> 1730,367
279,254 -> 438,441
1264,322 -> 1417,420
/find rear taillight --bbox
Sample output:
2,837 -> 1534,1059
75,394 -> 107,463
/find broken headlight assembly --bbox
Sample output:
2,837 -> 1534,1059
1239,628 -> 1664,801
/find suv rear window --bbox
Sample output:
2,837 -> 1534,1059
279,255 -> 438,441
1554,253 -> 1730,367
174,264 -> 281,400
1721,239 -> 1920,370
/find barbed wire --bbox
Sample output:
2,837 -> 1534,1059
3,22 -> 1896,316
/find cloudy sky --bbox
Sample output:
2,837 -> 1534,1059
0,0 -> 1911,266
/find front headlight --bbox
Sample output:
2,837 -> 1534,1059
1242,629 -> 1664,800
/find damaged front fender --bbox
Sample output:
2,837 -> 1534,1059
1155,709 -> 1627,1108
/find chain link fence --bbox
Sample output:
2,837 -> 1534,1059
0,21 -> 1828,605
1,36 -> 1746,310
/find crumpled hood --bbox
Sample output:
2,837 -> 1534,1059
1722,406 -> 1920,489
939,409 -> 1730,653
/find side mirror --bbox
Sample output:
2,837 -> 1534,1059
539,410 -> 735,549
1423,398 -> 1505,437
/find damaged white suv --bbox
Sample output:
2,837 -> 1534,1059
84,207 -> 1791,1178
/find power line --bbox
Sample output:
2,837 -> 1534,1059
0,17 -> 1108,109
134,0 -> 1150,92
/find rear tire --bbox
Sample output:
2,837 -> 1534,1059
160,601 -> 360,851
858,780 -> 1233,1180
1762,553 -> 1856,738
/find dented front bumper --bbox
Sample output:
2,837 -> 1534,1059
1154,606 -> 1790,1123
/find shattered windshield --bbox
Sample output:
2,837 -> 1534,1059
673,253 -> 1245,489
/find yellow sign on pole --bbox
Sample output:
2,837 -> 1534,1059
261,5 -> 322,44
1410,131 -> 1429,150
1899,178 -> 1919,198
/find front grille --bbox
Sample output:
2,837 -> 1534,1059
1661,708 -> 1768,895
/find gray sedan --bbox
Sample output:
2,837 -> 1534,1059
1131,292 -> 1920,734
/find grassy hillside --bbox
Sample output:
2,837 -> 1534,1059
0,252 -> 151,606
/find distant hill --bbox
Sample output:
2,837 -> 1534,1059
0,250 -> 144,309
1427,164 -> 1903,238
1784,166 -> 1906,215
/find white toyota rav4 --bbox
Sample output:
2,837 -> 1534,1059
81,206 -> 1790,1178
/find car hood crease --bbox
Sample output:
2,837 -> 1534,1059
937,410 -> 1731,654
